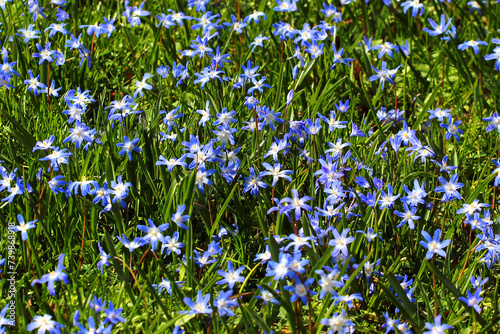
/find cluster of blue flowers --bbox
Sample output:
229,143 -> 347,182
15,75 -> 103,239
2,0 -> 500,333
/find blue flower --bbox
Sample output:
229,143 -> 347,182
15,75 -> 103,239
48,176 -> 67,195
28,0 -> 47,21
280,189 -> 313,221
255,285 -> 279,305
249,34 -> 270,51
89,295 -> 106,313
196,167 -> 216,193
194,66 -> 223,89
100,17 -> 116,38
220,160 -> 240,183
160,232 -> 184,255
378,184 -> 400,209
181,290 -> 212,315
467,0 -> 484,13
394,203 -> 420,229
321,3 -> 340,19
31,254 -> 69,296
458,288 -> 484,313
24,70 -> 46,96
40,148 -> 72,172
400,40 -> 411,56
304,41 -> 324,59
244,10 -> 266,23
401,0 -> 425,16
133,73 -> 153,98
359,190 -> 377,207
0,0 -> 11,10
79,22 -> 102,37
77,317 -> 111,334
419,229 -> 451,259
284,278 -> 316,304
440,117 -> 463,142
56,8 -> 69,21
217,261 -> 245,289
17,24 -> 41,43
156,65 -> 170,78
214,290 -> 238,317
123,1 -> 150,27
191,12 -> 220,32
350,122 -> 366,137
0,54 -> 19,77
320,309 -> 354,334
423,315 -> 452,334
431,156 -> 457,174
78,45 -> 92,69
243,167 -> 268,196
458,40 -> 488,54
110,175 -> 132,204
484,112 -> 500,133
97,242 -> 111,273
0,303 -> 13,327
66,34 -> 82,49
261,162 -> 293,187
335,293 -> 363,309
63,121 -> 94,149
156,155 -> 187,172
485,47 -> 500,70
116,234 -> 147,253
331,45 -> 354,70
259,105 -> 284,131
266,252 -> 291,280
27,314 -> 64,334
160,106 -> 182,132
273,0 -> 298,12
171,204 -> 190,230
137,219 -> 169,251
103,302 -> 126,324
190,35 -> 213,58
213,107 -> 237,127
318,111 -> 348,132
41,80 -> 62,97
244,95 -> 260,109
240,60 -> 260,82
492,158 -> 500,186
356,227 -> 383,242
306,118 -> 322,135
428,108 -> 451,122
1,177 -> 28,204
156,13 -> 175,29
372,41 -> 399,59
329,228 -> 355,257
66,177 -> 93,197
248,76 -> 272,94
117,136 -> 141,161
223,15 -> 247,33
423,14 -> 452,37
168,10 -> 189,26
435,174 -> 463,201
471,276 -> 489,289
209,46 -> 231,69
9,214 -> 37,241
464,212 -> 487,230
187,0 -> 210,12
213,125 -> 237,149
369,61 -> 400,90
33,135 -> 56,152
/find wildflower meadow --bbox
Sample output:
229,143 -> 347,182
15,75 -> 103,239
2,0 -> 500,333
